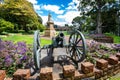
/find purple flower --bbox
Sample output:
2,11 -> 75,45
116,44 -> 120,47
16,47 -> 27,54
0,40 -> 32,74
4,55 -> 13,67
20,55 -> 27,61
17,42 -> 26,47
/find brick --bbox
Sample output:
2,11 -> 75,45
84,72 -> 94,78
116,53 -> 120,61
113,70 -> 119,75
13,69 -> 30,80
94,68 -> 103,79
28,74 -> 39,80
0,70 -> 6,80
53,73 -> 63,80
107,65 -> 113,77
114,63 -> 119,71
96,59 -> 108,70
4,78 -> 12,80
103,68 -> 108,76
118,61 -> 120,69
63,65 -> 75,78
74,70 -> 85,80
108,56 -> 118,65
102,75 -> 108,80
40,67 -> 53,80
81,62 -> 94,74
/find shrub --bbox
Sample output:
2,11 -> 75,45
0,18 -> 14,34
112,44 -> 120,51
37,23 -> 46,32
0,39 -> 33,76
87,40 -> 101,52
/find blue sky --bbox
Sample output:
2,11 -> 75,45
27,0 -> 80,26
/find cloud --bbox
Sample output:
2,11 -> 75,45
40,14 -> 66,26
61,4 -> 64,7
34,5 -> 40,10
54,21 -> 66,26
40,15 -> 48,25
66,0 -> 79,10
28,0 -> 81,26
56,0 -> 81,25
27,0 -> 41,10
27,0 -> 37,4
41,5 -> 64,14
57,11 -> 80,25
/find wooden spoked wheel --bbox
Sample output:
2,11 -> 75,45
68,30 -> 87,62
33,30 -> 41,70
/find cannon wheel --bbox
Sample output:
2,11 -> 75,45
33,30 -> 41,70
68,30 -> 87,62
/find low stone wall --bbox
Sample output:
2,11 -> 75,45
1,53 -> 120,80
93,36 -> 113,43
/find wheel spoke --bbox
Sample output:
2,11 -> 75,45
76,38 -> 82,44
76,46 -> 83,47
68,31 -> 86,62
70,47 -> 74,52
76,47 -> 83,54
75,34 -> 79,43
73,34 -> 75,42
70,36 -> 74,44
76,49 -> 81,60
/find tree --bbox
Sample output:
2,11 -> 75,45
0,0 -> 43,32
78,0 -> 116,34
0,18 -> 14,34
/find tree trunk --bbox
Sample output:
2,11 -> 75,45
96,0 -> 102,34
96,9 -> 102,34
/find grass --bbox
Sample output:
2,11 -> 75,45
0,33 -> 51,46
105,33 -> 120,43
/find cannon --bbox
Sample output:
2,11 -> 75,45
33,25 -> 87,70
52,32 -> 65,47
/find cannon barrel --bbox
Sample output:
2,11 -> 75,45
56,32 -> 64,39
53,32 -> 65,47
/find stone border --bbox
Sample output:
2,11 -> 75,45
1,53 -> 120,80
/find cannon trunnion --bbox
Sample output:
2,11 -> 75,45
33,29 -> 87,71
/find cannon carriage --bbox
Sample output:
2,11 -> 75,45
33,25 -> 87,71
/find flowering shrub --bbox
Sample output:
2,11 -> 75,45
0,39 -> 33,76
90,34 -> 105,38
86,40 -> 101,52
112,44 -> 120,51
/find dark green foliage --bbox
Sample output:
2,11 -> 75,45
37,24 -> 46,32
77,0 -> 119,34
0,18 -> 14,34
0,0 -> 43,32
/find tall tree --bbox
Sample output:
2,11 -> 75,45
0,0 -> 43,32
78,0 -> 116,34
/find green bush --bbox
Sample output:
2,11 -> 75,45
0,18 -> 14,34
37,23 -> 46,32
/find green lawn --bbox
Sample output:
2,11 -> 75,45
105,33 -> 120,43
0,33 -> 51,46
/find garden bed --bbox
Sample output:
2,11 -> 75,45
93,36 -> 113,43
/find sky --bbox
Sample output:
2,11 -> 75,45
27,0 -> 80,26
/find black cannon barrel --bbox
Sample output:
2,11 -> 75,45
57,32 -> 64,39
54,32 -> 65,47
